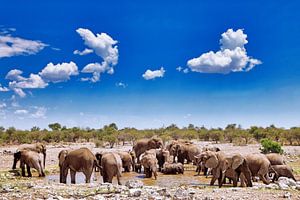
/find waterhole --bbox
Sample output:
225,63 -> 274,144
46,170 -> 212,187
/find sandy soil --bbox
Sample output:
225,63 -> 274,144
0,141 -> 300,199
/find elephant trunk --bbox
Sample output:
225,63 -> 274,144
12,157 -> 17,169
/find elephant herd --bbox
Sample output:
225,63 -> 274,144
11,138 -> 297,187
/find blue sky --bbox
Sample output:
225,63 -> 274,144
0,0 -> 300,130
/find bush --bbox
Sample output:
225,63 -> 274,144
260,138 -> 283,154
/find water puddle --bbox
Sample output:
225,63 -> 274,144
46,170 -> 212,187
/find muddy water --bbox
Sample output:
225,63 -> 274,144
47,170 -> 211,187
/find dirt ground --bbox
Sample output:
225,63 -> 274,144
0,141 -> 300,199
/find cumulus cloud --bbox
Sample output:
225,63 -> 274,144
76,28 -> 118,82
5,69 -> 48,97
0,34 -> 46,58
39,61 -> 79,83
73,48 -> 93,56
187,29 -> 262,74
142,67 -> 165,80
81,62 -> 106,82
0,84 -> 9,92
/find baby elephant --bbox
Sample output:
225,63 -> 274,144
135,163 -> 142,173
13,150 -> 45,177
269,165 -> 296,182
162,163 -> 184,174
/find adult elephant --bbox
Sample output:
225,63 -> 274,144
12,150 -> 45,177
59,148 -> 100,184
174,142 -> 201,164
156,149 -> 170,172
266,153 -> 285,165
117,151 -> 133,172
197,151 -> 252,187
96,152 -> 122,185
133,137 -> 163,163
16,143 -> 46,168
245,153 -> 271,184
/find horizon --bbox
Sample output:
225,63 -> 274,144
1,1 -> 300,130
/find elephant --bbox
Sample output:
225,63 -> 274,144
16,143 -> 46,168
168,140 -> 201,164
117,151 -> 133,172
12,150 -> 45,177
162,162 -> 184,174
141,151 -> 158,179
59,148 -> 100,184
269,165 -> 296,182
197,151 -> 252,187
129,150 -> 136,172
194,147 -> 220,176
156,149 -> 170,172
133,137 -> 163,163
245,153 -> 271,184
266,153 -> 285,165
96,152 -> 123,185
134,163 -> 142,173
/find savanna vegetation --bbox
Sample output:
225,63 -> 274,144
0,123 -> 300,148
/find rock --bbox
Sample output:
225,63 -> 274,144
265,183 -> 279,190
278,177 -> 297,187
125,180 -> 143,189
278,182 -> 289,190
231,188 -> 242,191
128,188 -> 142,197
283,192 -> 291,199
174,188 -> 190,200
296,185 -> 300,190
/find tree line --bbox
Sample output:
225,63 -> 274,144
0,123 -> 300,147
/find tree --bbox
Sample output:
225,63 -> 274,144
260,138 -> 283,154
31,126 -> 40,132
48,123 -> 62,131
209,129 -> 224,143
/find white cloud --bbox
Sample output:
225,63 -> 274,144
6,70 -> 48,97
9,73 -> 48,89
81,62 -> 107,82
12,88 -> 26,98
14,109 -> 28,115
5,69 -> 25,81
183,68 -> 189,73
73,48 -> 93,56
0,84 -> 9,92
115,82 -> 127,88
142,67 -> 165,80
187,28 -> 262,74
39,61 -> 79,83
0,34 -> 46,58
176,66 -> 183,72
31,106 -> 46,119
0,103 -> 6,109
76,28 -> 118,82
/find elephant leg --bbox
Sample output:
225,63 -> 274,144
210,175 -> 217,186
20,162 -> 26,177
84,170 -> 93,183
117,171 -> 122,185
70,170 -> 76,184
258,172 -> 270,185
26,165 -> 32,177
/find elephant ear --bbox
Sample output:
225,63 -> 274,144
232,154 -> 244,170
205,153 -> 218,169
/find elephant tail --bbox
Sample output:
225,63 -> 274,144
94,159 -> 102,171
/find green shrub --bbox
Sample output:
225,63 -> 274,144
260,138 -> 283,154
